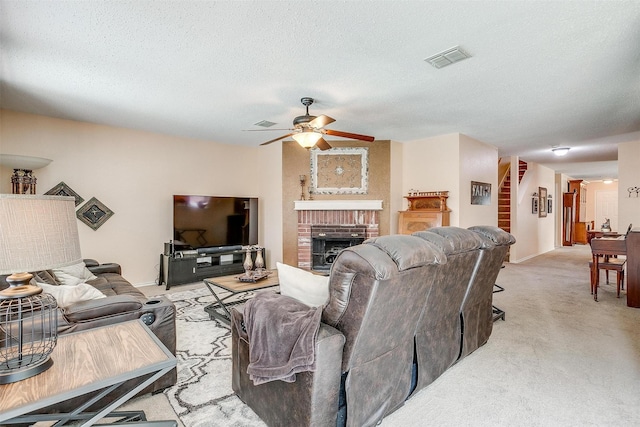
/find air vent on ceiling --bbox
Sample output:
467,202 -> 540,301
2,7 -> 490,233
254,120 -> 277,128
424,46 -> 471,69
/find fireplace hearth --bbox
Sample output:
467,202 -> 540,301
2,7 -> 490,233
295,200 -> 382,270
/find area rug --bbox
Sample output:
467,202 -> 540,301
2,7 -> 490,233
163,287 -> 265,427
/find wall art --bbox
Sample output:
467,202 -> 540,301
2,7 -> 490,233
470,181 -> 491,205
44,181 -> 84,207
310,147 -> 369,195
538,187 -> 547,218
76,197 -> 114,230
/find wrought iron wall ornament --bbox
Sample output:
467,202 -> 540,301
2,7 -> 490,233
76,197 -> 114,230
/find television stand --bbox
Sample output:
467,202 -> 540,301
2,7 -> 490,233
158,246 -> 265,290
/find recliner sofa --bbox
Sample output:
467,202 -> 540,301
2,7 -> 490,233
231,226 -> 515,427
1,259 -> 177,394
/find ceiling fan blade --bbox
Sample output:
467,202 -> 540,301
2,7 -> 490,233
323,129 -> 375,142
315,138 -> 332,151
308,114 -> 336,128
260,133 -> 295,146
243,128 -> 293,132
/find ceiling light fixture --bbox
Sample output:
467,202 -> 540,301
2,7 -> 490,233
292,131 -> 322,148
552,147 -> 570,156
424,46 -> 471,69
603,179 -> 613,184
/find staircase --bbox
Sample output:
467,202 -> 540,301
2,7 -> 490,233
498,160 -> 528,235
518,160 -> 527,183
498,172 -> 511,233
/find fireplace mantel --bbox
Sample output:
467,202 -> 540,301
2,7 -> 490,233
294,200 -> 383,211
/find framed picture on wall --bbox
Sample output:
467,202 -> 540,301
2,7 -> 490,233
45,181 -> 84,207
470,181 -> 491,205
310,147 -> 369,195
532,194 -> 538,214
538,187 -> 547,218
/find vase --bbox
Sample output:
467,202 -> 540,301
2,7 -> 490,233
243,249 -> 253,275
254,249 -> 264,272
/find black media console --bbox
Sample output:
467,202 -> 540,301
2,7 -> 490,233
159,246 -> 265,290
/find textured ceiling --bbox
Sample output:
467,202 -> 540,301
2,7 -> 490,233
2,1 -> 640,180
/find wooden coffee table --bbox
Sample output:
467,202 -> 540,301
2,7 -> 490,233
0,320 -> 177,426
203,271 -> 279,325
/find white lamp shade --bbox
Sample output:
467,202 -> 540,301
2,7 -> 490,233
0,195 -> 82,274
292,132 -> 322,148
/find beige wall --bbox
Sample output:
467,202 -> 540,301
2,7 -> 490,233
0,110 -> 283,285
402,133 -> 498,228
280,139 -> 392,266
618,140 -> 640,230
510,160 -> 556,261
458,134 -> 499,228
389,140 -> 404,233
403,134 -> 461,223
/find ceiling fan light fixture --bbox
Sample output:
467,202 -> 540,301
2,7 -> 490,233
292,131 -> 322,148
552,147 -> 570,156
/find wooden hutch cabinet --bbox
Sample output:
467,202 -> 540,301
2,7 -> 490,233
568,179 -> 588,244
398,191 -> 451,234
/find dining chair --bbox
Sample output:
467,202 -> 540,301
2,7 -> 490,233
589,237 -> 626,301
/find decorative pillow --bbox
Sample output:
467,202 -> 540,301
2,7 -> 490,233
276,262 -> 329,307
37,282 -> 106,309
52,262 -> 97,286
32,270 -> 59,286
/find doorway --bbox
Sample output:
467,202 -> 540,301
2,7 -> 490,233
595,190 -> 618,232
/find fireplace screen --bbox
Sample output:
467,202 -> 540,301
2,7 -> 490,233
311,225 -> 366,271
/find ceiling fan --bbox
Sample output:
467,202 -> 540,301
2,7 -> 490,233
258,97 -> 375,150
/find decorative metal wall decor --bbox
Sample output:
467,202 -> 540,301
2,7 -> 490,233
538,187 -> 547,218
310,147 -> 369,195
627,186 -> 640,198
45,181 -> 84,207
76,197 -> 114,230
470,181 -> 491,205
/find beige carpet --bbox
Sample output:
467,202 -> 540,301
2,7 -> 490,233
123,244 -> 640,426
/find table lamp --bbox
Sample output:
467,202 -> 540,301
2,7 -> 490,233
0,194 -> 82,384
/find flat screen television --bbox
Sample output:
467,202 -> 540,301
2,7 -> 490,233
173,195 -> 258,250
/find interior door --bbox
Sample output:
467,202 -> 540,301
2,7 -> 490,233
595,190 -> 618,232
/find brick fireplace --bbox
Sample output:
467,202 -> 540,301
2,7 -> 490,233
294,200 -> 383,270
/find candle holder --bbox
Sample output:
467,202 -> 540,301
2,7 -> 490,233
299,175 -> 306,200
